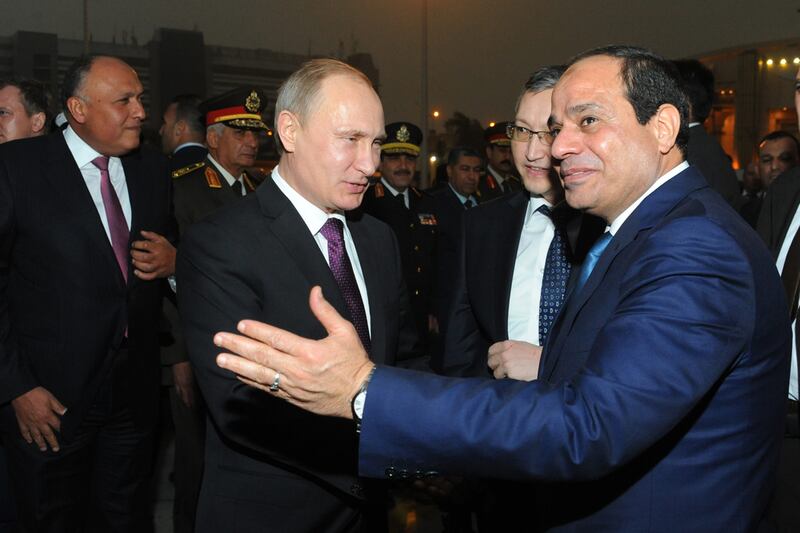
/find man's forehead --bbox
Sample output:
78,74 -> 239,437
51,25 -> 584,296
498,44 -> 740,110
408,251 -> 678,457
554,56 -> 623,100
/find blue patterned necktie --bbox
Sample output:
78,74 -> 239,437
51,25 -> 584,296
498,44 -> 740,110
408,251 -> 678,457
574,231 -> 613,295
319,218 -> 371,353
537,205 -> 571,345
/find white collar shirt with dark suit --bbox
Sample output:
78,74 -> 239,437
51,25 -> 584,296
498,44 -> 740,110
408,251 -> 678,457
177,169 -> 416,533
356,163 -> 790,531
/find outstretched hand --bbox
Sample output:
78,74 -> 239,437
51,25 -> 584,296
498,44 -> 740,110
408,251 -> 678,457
215,286 -> 374,419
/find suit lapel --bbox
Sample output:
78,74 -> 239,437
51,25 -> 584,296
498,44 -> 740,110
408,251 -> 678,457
495,192 -> 528,337
542,167 -> 708,381
122,153 -> 145,287
257,179 -> 351,326
775,180 -> 800,253
347,213 -> 388,364
47,134 -> 124,286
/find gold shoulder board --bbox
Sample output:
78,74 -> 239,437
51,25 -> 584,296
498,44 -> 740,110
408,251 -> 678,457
171,161 -> 205,178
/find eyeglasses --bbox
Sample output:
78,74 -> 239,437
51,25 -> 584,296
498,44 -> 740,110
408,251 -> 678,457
506,124 -> 555,146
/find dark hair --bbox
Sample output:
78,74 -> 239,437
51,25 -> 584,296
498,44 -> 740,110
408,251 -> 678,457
0,77 -> 52,124
672,59 -> 715,123
170,94 -> 204,134
514,65 -> 567,114
60,55 -> 97,113
759,130 -> 800,154
568,45 -> 690,155
447,146 -> 482,167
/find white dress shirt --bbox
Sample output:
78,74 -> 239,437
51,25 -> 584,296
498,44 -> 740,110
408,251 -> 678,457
380,178 -> 409,208
63,126 -> 132,241
208,154 -> 246,196
271,166 -> 371,333
448,184 -> 477,208
775,208 -> 800,401
507,196 -> 555,346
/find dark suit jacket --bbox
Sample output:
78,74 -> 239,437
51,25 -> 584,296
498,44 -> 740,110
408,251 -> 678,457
358,166 -> 790,531
686,125 -> 740,207
439,190 -> 604,377
756,166 -> 800,256
477,168 -> 521,202
0,133 -> 173,439
429,186 -> 476,334
176,176 -> 414,531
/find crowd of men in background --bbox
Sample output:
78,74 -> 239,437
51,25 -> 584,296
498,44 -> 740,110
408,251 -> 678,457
0,49 -> 797,533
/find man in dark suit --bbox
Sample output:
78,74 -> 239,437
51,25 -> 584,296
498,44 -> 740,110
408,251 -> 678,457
177,59 -> 414,533
479,122 -> 521,201
361,122 -> 437,367
440,65 -> 603,380
0,56 -> 175,532
673,59 -> 740,207
755,64 -> 800,533
216,46 -> 790,532
429,147 -> 482,335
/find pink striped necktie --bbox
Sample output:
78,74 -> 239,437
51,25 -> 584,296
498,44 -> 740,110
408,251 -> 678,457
91,156 -> 129,282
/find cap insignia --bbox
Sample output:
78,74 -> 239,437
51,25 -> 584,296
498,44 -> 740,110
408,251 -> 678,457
397,124 -> 411,143
245,91 -> 261,113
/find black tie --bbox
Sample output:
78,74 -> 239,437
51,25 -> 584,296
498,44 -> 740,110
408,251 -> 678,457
232,179 -> 244,197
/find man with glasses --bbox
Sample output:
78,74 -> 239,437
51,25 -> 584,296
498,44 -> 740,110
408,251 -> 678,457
438,65 -> 603,381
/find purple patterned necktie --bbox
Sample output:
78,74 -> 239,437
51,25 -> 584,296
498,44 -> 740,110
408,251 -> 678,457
91,156 -> 129,282
319,218 -> 371,352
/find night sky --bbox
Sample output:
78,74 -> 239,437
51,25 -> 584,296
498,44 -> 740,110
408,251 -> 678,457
8,0 -> 800,128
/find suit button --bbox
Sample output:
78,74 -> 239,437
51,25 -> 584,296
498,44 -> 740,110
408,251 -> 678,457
397,469 -> 410,480
385,467 -> 396,479
409,223 -> 415,229
414,245 -> 419,251
416,266 -> 422,273
414,289 -> 420,295
350,483 -> 364,498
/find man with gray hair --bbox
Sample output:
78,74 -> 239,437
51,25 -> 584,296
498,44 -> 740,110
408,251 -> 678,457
177,59 -> 414,532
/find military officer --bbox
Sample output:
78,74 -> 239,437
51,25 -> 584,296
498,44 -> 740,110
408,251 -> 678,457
480,121 -> 521,201
172,87 -> 268,234
164,87 -> 268,533
361,122 -> 437,367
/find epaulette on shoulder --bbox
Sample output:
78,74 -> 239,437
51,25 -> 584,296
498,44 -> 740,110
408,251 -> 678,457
374,182 -> 385,198
171,161 -> 205,179
410,186 -> 422,198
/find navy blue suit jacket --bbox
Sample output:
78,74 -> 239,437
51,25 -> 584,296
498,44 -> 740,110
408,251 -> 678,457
358,166 -> 790,531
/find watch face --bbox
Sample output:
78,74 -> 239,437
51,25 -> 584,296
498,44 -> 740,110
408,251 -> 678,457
353,390 -> 366,419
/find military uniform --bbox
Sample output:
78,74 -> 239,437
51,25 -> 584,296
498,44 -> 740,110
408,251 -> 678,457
165,87 -> 268,533
479,121 -> 522,201
361,122 -> 437,365
172,157 -> 259,234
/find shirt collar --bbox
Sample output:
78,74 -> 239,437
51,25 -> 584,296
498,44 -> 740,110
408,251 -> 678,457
609,161 -> 689,235
448,183 -> 476,206
63,125 -> 105,169
271,165 -> 345,235
380,178 -> 407,199
207,154 -> 240,187
173,141 -> 206,154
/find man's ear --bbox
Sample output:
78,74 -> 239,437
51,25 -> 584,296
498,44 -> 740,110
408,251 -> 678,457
205,128 -> 219,150
174,119 -> 186,138
66,96 -> 87,125
277,110 -> 299,153
652,103 -> 681,155
30,112 -> 46,135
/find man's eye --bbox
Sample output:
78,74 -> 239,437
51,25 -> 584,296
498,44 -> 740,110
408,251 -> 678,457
580,116 -> 597,127
550,128 -> 561,138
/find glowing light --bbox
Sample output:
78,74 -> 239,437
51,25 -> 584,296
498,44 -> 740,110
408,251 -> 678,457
794,57 -> 800,65
489,121 -> 496,128
430,155 -> 437,163
766,58 -> 774,66
780,58 -> 788,67
432,110 -> 440,118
